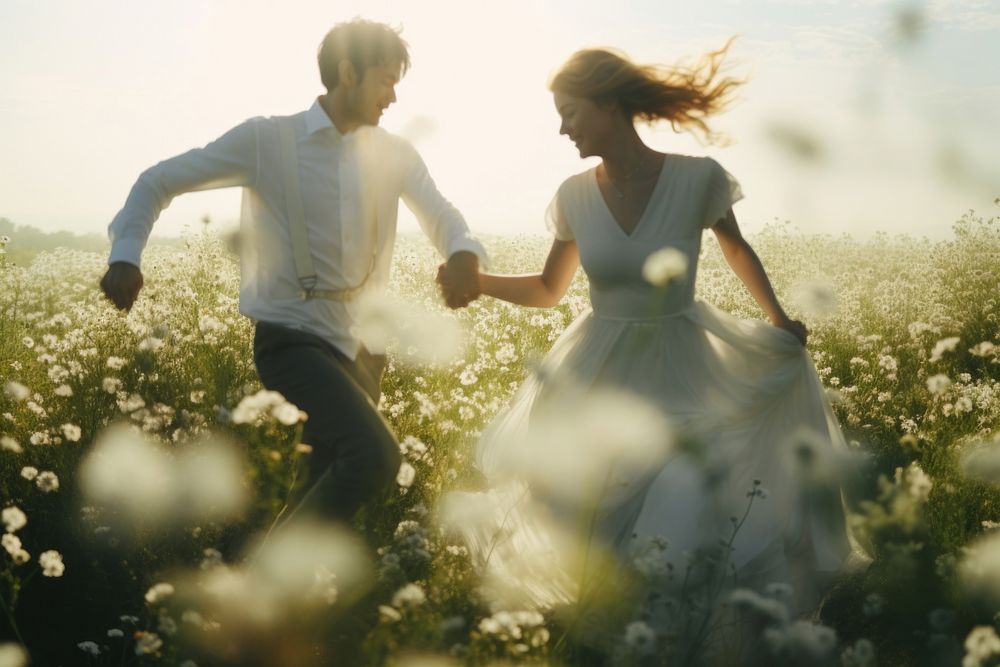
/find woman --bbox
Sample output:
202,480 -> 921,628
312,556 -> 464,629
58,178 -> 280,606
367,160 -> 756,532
440,42 -> 856,662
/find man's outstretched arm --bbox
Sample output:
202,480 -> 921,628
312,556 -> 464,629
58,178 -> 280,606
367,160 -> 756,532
101,118 -> 259,310
397,138 -> 488,309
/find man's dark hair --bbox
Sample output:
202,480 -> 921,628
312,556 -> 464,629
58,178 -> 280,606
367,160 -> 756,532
317,18 -> 411,91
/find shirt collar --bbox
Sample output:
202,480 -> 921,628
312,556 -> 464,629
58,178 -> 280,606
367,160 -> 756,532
304,98 -> 343,138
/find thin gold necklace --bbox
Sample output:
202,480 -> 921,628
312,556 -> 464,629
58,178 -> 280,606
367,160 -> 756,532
603,152 -> 649,199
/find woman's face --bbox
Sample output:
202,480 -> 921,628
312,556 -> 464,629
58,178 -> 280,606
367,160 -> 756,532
553,90 -> 619,158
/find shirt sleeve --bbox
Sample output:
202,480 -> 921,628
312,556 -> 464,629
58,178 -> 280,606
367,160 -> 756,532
702,158 -> 744,230
398,138 -> 489,269
107,118 -> 260,268
545,182 -> 574,241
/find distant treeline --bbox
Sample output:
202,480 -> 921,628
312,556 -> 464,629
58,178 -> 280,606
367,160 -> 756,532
0,218 -> 183,267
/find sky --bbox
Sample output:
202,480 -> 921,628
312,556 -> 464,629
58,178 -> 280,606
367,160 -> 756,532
1,0 -> 998,244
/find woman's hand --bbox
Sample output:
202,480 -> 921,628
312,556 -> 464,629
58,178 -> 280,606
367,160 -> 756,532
772,315 -> 808,347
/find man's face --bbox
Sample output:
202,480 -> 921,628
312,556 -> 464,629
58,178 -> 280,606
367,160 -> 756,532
350,60 -> 401,126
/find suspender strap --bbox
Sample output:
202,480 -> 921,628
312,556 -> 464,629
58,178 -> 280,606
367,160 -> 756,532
278,118 -> 319,297
276,117 -> 375,302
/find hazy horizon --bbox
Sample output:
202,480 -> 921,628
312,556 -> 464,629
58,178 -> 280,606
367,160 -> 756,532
2,0 -> 998,246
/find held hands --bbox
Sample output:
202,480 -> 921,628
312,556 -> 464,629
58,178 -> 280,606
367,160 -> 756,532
772,314 -> 808,347
436,251 -> 481,309
99,261 -> 144,312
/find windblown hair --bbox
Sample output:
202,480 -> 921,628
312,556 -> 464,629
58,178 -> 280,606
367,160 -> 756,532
317,18 -> 411,91
549,38 -> 744,144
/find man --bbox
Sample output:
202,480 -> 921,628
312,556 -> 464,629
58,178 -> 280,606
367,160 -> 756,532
100,18 -> 486,531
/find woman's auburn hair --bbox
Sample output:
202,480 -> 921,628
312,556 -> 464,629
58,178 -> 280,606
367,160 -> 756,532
549,38 -> 744,143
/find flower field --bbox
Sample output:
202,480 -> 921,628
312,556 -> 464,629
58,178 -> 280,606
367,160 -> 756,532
0,211 -> 999,666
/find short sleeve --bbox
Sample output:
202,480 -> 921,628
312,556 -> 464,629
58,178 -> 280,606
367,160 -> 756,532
702,158 -> 744,229
545,183 -> 574,241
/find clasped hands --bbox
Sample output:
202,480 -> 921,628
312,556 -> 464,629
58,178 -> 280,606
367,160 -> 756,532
436,251 -> 481,309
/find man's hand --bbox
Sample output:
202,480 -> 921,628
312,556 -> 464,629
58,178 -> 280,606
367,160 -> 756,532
100,261 -> 144,312
437,251 -> 480,309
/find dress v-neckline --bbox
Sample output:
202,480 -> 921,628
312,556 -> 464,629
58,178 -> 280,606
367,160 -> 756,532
592,154 -> 672,240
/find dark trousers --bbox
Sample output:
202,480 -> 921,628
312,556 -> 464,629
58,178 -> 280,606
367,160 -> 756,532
252,321 -> 401,529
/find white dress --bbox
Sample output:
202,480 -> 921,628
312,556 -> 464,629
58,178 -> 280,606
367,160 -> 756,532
443,154 -> 854,628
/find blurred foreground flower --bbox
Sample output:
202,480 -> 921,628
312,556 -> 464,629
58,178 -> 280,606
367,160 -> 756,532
169,520 -> 373,665
959,433 -> 1000,483
0,643 -> 28,667
959,531 -> 1000,605
351,292 -> 463,366
488,384 -> 674,504
232,389 -> 306,426
79,423 -> 248,528
788,278 -> 838,319
3,382 -> 29,402
642,246 -> 688,287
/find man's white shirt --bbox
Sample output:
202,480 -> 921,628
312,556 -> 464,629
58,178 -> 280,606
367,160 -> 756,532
108,99 -> 488,360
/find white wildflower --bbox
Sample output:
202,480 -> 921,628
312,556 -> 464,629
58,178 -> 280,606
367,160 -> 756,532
399,436 -> 428,461
36,471 -> 59,493
2,507 -> 27,533
930,336 -> 961,363
969,341 -> 997,358
624,620 -> 657,654
77,641 -> 100,656
1,534 -> 22,555
964,625 -> 1000,667
61,423 -> 81,442
20,467 -> 38,481
763,619 -> 837,660
896,462 -> 932,502
396,461 -> 416,488
198,315 -> 225,334
270,401 -> 306,426
841,638 -> 876,667
391,582 -> 426,608
0,436 -> 21,454
138,337 -> 164,353
729,588 -> 788,624
926,373 -> 951,395
145,582 -> 175,604
379,605 -> 402,623
134,631 -> 163,656
39,550 -> 65,577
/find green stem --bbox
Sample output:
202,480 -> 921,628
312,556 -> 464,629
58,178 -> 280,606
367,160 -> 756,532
682,490 -> 757,663
552,469 -> 613,657
0,582 -> 28,652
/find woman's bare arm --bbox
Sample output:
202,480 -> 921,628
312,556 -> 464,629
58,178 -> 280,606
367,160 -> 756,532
710,209 -> 808,344
438,239 -> 580,308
